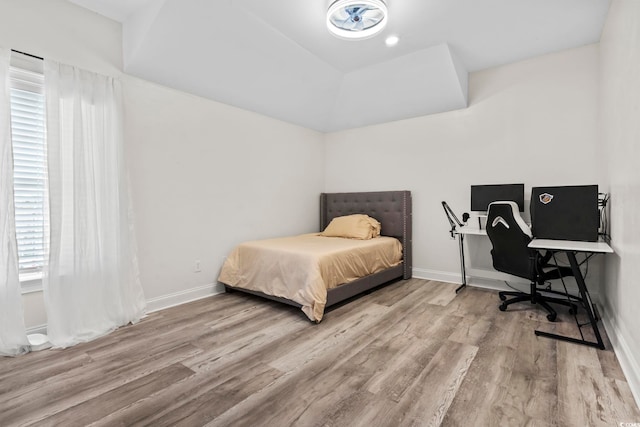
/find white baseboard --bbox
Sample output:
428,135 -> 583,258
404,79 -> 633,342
601,308 -> 640,409
413,267 -> 535,292
412,268 -> 462,284
23,283 -> 227,332
26,324 -> 47,335
145,282 -> 226,313
413,267 -> 596,300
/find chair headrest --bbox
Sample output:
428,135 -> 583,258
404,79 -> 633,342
487,201 -> 532,238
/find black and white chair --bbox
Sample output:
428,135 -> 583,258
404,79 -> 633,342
485,201 -> 577,321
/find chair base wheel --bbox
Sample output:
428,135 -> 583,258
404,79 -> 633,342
546,313 -> 557,322
499,294 -> 507,301
499,304 -> 507,311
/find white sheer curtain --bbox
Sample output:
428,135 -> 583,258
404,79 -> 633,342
0,48 -> 30,356
43,60 -> 145,348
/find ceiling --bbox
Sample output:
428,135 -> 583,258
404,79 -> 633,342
68,0 -> 611,132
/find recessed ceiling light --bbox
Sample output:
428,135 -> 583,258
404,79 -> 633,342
385,35 -> 399,46
326,0 -> 388,40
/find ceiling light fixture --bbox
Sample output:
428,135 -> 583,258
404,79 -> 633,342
326,0 -> 388,40
385,35 -> 399,46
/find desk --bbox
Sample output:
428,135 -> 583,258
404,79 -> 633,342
528,238 -> 613,350
453,226 -> 487,293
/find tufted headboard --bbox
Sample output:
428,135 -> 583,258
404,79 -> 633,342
320,191 -> 412,279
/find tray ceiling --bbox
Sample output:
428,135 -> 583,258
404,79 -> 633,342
68,0 -> 611,132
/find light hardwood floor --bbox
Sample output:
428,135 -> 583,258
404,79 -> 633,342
1,279 -> 639,426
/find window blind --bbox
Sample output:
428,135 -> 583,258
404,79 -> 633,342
9,59 -> 47,274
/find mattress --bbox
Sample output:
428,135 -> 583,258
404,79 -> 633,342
218,233 -> 403,322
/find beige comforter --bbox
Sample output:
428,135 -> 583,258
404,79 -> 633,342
218,233 -> 402,322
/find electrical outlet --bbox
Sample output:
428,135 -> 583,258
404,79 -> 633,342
194,260 -> 201,273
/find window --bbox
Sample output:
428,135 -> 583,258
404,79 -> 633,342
9,52 -> 47,281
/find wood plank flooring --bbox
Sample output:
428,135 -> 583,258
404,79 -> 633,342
1,279 -> 639,426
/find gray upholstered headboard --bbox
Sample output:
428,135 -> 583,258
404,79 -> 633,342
320,191 -> 412,279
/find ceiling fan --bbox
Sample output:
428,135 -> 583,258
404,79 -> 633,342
326,0 -> 388,40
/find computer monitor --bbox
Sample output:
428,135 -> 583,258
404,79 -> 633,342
530,185 -> 599,242
471,184 -> 525,212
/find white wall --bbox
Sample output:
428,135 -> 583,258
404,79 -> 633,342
0,0 -> 325,327
123,77 -> 325,302
325,45 -> 602,288
599,0 -> 640,404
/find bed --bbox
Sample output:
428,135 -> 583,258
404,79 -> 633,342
218,191 -> 412,322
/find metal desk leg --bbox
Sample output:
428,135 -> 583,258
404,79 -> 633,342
455,233 -> 467,293
534,251 -> 605,350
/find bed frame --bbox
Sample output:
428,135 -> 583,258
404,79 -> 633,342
224,190 -> 412,314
